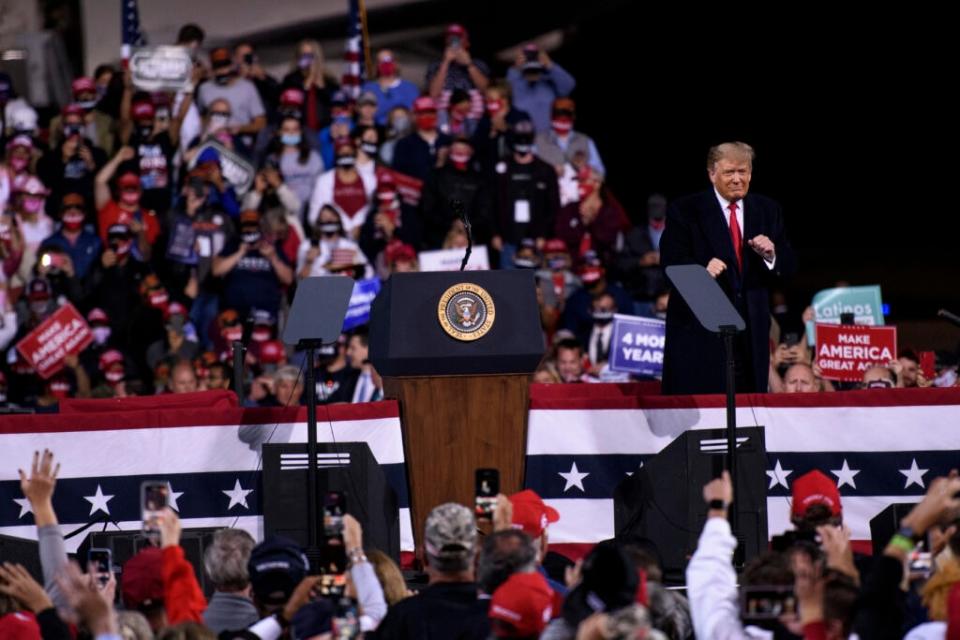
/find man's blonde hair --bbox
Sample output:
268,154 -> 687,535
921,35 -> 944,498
707,142 -> 755,171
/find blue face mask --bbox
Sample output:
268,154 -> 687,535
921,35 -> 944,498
281,133 -> 301,146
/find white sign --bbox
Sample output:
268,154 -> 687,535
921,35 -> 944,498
130,46 -> 193,92
418,245 -> 490,272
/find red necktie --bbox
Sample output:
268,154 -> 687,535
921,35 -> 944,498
728,201 -> 742,270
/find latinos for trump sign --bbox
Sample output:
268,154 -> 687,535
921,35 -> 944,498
808,285 -> 885,346
15,304 -> 93,379
815,323 -> 897,382
609,314 -> 665,377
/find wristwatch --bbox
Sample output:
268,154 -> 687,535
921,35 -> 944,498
707,499 -> 729,511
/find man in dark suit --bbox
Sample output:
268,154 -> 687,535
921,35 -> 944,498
660,142 -> 795,394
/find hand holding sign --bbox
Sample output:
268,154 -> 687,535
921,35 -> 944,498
748,234 -> 775,261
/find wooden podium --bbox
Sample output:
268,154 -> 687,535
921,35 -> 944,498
369,271 -> 544,551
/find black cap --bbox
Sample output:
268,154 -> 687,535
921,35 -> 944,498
562,541 -> 638,627
247,536 -> 309,606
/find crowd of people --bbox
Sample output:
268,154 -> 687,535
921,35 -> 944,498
2,20 -> 958,409
3,449 -> 959,639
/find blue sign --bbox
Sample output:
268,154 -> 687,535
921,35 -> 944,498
342,278 -> 381,331
609,314 -> 666,377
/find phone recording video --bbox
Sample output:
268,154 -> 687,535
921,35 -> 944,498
740,585 -> 797,621
320,491 -> 347,581
141,481 -> 169,538
475,468 -> 499,520
88,548 -> 112,587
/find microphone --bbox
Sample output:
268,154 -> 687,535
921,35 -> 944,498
451,198 -> 473,271
937,309 -> 960,328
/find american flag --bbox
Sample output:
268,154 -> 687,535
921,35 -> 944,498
3,387 -> 959,565
121,0 -> 147,66
340,0 -> 367,99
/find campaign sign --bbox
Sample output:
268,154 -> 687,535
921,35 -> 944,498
609,314 -> 666,377
16,304 -> 93,379
130,46 -> 193,92
815,323 -> 897,382
342,278 -> 382,331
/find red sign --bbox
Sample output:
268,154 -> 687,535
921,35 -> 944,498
375,166 -> 423,207
15,303 -> 94,379
815,323 -> 897,382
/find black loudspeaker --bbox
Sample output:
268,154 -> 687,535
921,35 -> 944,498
869,503 -> 916,556
613,427 -> 769,584
262,443 -> 400,562
0,533 -> 43,584
75,528 -> 221,597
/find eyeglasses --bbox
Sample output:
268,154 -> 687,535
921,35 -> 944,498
210,111 -> 232,118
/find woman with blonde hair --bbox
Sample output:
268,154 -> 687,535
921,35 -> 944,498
366,548 -> 414,605
282,39 -> 339,131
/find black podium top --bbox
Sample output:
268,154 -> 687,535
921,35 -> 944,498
369,271 -> 545,377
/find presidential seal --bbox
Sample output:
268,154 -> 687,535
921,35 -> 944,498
437,283 -> 496,341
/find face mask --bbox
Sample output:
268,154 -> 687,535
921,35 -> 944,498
92,326 -> 112,346
360,141 -> 378,157
415,113 -> 437,131
592,310 -> 614,325
64,124 -> 84,138
214,73 -> 232,86
450,150 -> 471,170
62,211 -> 84,231
298,53 -> 314,70
48,381 -> 71,398
252,327 -> 272,343
242,231 -> 262,245
148,290 -> 169,309
318,223 -> 341,235
378,61 -> 397,77
120,190 -> 140,206
222,326 -> 243,342
486,99 -> 504,116
77,99 -> 97,110
209,113 -> 230,131
579,182 -> 597,201
513,256 -> 537,269
113,239 -> 133,257
391,115 -> 411,136
513,143 -> 533,155
551,117 -> 574,135
30,301 -> 48,316
336,155 -> 356,168
22,197 -> 44,214
9,156 -> 28,172
547,257 -> 567,271
105,368 -> 125,383
281,133 -> 301,146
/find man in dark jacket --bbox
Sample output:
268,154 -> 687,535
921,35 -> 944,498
660,142 -> 795,394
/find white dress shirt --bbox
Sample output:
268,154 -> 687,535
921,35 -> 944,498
713,189 -> 775,270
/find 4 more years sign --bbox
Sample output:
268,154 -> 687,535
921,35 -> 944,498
815,323 -> 897,382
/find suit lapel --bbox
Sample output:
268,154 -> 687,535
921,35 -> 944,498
698,191 -> 741,282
